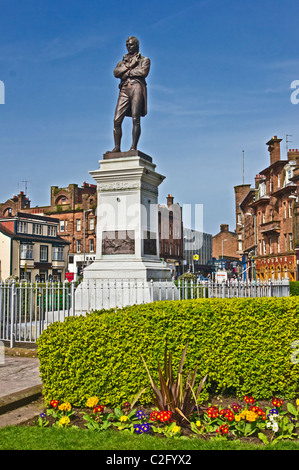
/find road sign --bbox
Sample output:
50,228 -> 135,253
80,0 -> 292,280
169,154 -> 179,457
193,254 -> 199,260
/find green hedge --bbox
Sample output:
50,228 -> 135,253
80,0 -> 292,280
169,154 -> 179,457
290,282 -> 299,296
37,297 -> 299,407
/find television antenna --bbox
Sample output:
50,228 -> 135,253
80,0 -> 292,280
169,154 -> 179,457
286,134 -> 293,153
22,180 -> 31,195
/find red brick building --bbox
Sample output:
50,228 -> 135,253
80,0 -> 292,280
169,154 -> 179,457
235,136 -> 299,281
0,191 -> 31,216
212,224 -> 238,260
158,194 -> 184,277
234,184 -> 252,259
45,183 -> 97,278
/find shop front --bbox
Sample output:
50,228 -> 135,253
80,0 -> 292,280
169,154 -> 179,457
255,255 -> 296,281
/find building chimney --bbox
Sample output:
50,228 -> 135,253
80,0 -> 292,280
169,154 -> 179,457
166,194 -> 174,208
234,184 -> 251,217
287,149 -> 299,161
220,224 -> 229,232
255,174 -> 266,188
266,136 -> 282,165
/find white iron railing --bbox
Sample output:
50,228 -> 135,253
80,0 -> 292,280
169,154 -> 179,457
0,278 -> 289,346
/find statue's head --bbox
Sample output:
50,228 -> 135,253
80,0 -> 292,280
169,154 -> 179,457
126,36 -> 139,54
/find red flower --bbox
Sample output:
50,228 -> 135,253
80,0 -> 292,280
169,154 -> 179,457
272,397 -> 283,407
244,395 -> 254,404
220,408 -> 235,421
216,424 -> 229,435
207,406 -> 219,419
250,406 -> 259,412
93,405 -> 105,414
158,411 -> 172,422
232,402 -> 242,413
150,410 -> 172,422
50,400 -> 59,408
251,406 -> 266,420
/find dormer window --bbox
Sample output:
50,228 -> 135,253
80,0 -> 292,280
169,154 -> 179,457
284,163 -> 295,186
32,223 -> 43,235
17,221 -> 28,233
258,180 -> 267,198
48,225 -> 57,237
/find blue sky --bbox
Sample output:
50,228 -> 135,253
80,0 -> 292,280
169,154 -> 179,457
0,0 -> 298,236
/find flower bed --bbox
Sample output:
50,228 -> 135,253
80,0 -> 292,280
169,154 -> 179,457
32,395 -> 299,445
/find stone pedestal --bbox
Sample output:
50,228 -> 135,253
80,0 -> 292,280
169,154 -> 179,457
75,151 -> 178,313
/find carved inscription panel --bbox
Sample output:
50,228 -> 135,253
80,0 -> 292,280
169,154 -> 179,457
102,230 -> 135,255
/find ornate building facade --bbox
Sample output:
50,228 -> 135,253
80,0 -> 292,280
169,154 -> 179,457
235,136 -> 299,281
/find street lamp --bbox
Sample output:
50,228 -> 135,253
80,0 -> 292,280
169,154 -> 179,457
244,211 -> 257,280
221,239 -> 227,271
222,239 -> 227,259
183,235 -> 188,274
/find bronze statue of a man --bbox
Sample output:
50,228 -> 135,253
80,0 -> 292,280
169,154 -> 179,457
109,36 -> 150,152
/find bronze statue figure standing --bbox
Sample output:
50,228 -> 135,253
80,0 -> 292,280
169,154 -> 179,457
108,36 -> 150,153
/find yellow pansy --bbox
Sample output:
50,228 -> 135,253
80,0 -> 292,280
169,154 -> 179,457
120,415 -> 129,422
172,425 -> 181,434
86,396 -> 99,408
58,416 -> 70,426
58,402 -> 71,412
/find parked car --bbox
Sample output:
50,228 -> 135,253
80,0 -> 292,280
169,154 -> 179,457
197,275 -> 208,281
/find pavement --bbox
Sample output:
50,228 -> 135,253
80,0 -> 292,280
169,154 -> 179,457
0,348 -> 44,428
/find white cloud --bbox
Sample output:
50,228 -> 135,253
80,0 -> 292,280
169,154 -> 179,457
0,34 -> 109,63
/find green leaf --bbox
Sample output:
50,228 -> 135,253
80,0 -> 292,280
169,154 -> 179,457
128,408 -> 137,419
114,408 -> 123,419
287,402 -> 298,417
141,354 -> 164,408
190,422 -> 200,434
258,432 -> 269,444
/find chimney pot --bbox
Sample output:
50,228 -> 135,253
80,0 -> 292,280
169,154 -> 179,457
166,194 -> 174,207
220,224 -> 229,232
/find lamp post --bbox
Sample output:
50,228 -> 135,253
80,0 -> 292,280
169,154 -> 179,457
245,211 -> 257,280
183,235 -> 187,274
221,239 -> 227,259
221,239 -> 227,271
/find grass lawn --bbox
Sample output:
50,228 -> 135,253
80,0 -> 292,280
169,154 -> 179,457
1,426 -> 299,450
